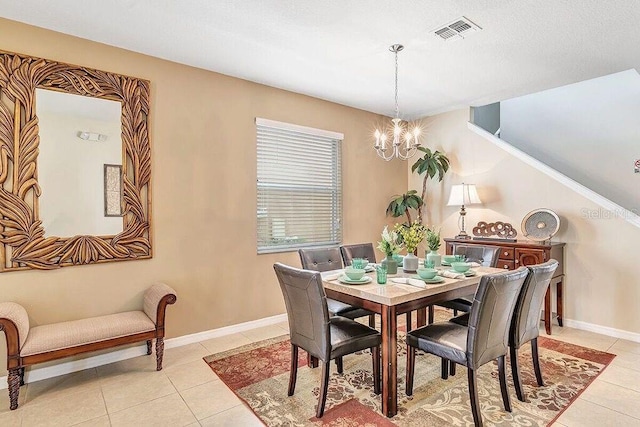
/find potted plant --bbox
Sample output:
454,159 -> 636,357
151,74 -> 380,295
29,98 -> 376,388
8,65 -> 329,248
377,226 -> 402,274
411,147 -> 450,224
385,190 -> 423,224
394,222 -> 427,272
425,228 -> 442,267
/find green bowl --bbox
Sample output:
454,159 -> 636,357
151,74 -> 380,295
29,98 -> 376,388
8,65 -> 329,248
344,268 -> 366,280
351,258 -> 369,269
451,262 -> 471,273
416,268 -> 438,280
442,255 -> 457,264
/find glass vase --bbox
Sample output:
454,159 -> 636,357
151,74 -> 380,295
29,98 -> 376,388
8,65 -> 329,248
403,253 -> 419,272
381,255 -> 398,274
426,250 -> 442,267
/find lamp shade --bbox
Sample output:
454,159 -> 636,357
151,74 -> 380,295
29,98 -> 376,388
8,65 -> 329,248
447,183 -> 482,206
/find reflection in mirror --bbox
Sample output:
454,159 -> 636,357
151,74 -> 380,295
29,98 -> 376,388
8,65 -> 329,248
36,89 -> 123,237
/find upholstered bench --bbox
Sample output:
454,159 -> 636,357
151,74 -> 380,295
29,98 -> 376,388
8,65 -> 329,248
0,283 -> 177,410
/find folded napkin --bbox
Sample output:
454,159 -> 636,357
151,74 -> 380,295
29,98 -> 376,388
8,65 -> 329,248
322,271 -> 344,281
390,278 -> 427,288
440,270 -> 465,279
468,262 -> 481,268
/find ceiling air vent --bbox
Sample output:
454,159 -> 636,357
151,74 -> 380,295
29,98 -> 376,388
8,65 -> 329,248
431,16 -> 481,41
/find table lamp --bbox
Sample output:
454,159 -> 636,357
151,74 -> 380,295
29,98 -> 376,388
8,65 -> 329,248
447,183 -> 482,239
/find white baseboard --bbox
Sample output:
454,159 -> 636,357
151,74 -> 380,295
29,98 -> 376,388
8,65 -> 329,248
0,312 -> 288,390
563,318 -> 640,343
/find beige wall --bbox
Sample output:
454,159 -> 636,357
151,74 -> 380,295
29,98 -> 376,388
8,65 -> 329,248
410,108 -> 640,336
0,19 -> 407,373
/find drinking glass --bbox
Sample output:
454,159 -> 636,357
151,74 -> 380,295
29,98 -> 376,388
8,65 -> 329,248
454,254 -> 466,262
376,264 -> 388,284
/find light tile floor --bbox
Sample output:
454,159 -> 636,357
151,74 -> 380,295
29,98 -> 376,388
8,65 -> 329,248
0,321 -> 639,426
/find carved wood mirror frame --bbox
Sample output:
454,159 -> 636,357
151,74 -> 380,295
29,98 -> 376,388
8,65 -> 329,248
0,50 -> 152,272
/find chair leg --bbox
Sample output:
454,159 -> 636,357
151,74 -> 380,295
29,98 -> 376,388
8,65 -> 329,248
336,356 -> 343,374
406,312 -> 412,332
467,368 -> 483,427
146,340 -> 152,355
441,358 -> 449,380
498,355 -> 512,412
406,346 -> 416,396
19,367 -> 25,386
155,337 -> 164,371
450,361 -> 456,376
8,368 -> 20,410
316,361 -> 331,418
369,314 -> 376,328
531,338 -> 544,386
288,345 -> 299,396
428,305 -> 434,324
511,345 -> 526,402
372,346 -> 381,395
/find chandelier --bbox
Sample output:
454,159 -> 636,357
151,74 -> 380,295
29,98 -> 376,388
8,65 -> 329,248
374,44 -> 421,161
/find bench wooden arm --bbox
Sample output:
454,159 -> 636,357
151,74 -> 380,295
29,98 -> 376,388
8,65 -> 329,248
143,283 -> 177,331
0,302 -> 29,370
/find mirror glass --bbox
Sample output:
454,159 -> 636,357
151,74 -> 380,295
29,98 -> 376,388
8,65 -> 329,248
36,89 -> 123,237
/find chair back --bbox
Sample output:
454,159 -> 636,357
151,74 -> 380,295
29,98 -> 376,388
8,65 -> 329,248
340,243 -> 377,267
273,263 -> 331,360
298,248 -> 343,272
453,244 -> 500,267
510,260 -> 559,348
466,267 -> 528,369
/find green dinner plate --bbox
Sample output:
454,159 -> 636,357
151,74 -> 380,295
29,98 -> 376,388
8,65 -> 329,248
338,275 -> 372,285
412,275 -> 445,284
448,269 -> 476,277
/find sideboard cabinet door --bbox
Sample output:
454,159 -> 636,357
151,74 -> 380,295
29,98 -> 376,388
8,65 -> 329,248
515,248 -> 546,267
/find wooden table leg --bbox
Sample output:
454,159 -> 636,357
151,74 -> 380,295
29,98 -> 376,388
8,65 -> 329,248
556,279 -> 563,327
544,286 -> 552,335
307,353 -> 318,368
416,308 -> 426,327
381,304 -> 398,418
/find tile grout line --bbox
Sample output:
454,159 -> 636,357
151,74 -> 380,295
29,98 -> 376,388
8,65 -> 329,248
575,395 -> 640,421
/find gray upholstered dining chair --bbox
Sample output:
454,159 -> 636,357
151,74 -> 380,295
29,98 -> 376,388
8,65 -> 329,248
428,244 -> 501,323
406,267 -> 529,427
299,248 -> 376,328
509,260 -> 558,401
273,263 -> 381,418
339,243 -> 377,267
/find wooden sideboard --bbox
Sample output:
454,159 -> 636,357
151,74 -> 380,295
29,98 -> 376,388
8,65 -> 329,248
444,238 -> 565,335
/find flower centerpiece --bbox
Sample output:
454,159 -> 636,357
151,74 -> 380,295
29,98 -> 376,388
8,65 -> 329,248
377,226 -> 402,274
394,221 -> 427,272
425,228 -> 442,267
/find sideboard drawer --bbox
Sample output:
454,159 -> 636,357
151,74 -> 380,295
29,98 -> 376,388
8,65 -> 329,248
499,247 -> 515,259
498,260 -> 515,270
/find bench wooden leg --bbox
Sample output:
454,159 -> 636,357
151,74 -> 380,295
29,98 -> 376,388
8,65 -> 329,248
8,368 -> 20,410
156,337 -> 165,371
146,340 -> 152,355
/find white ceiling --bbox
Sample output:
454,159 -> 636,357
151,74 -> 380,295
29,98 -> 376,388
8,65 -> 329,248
2,0 -> 639,119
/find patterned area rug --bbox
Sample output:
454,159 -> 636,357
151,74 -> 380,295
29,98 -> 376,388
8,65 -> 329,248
204,317 -> 614,426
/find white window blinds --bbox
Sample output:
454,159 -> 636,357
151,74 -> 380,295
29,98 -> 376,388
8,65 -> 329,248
256,118 -> 343,254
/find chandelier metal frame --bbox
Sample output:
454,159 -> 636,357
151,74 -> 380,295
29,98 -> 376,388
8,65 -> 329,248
374,44 -> 421,161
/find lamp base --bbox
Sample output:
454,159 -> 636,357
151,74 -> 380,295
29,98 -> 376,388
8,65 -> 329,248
454,234 -> 472,240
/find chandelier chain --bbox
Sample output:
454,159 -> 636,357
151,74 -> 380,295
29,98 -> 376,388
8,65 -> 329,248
394,48 -> 399,119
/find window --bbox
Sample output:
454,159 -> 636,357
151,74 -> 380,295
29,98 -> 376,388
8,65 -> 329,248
256,118 -> 342,254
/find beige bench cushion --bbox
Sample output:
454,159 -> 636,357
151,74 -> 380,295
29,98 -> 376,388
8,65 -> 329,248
21,311 -> 155,357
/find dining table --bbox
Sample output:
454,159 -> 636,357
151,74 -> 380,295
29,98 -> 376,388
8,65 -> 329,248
321,265 -> 503,418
